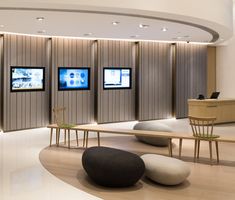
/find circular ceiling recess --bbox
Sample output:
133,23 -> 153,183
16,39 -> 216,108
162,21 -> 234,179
0,0 -> 233,44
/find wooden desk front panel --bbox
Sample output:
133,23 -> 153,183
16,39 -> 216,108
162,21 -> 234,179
188,99 -> 235,123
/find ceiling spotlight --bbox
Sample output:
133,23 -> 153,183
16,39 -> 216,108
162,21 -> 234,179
84,33 -> 92,36
161,27 -> 168,32
139,24 -> 149,29
0,25 -> 4,28
130,35 -> 140,38
37,30 -> 46,34
177,36 -> 183,39
220,38 -> 224,41
36,17 -> 45,21
112,21 -> 120,26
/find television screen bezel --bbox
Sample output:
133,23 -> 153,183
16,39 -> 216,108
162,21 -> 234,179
103,67 -> 132,90
58,67 -> 90,91
10,66 -> 45,92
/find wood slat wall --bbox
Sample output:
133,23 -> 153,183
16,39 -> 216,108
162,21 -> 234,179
97,40 -> 136,123
1,34 -> 209,130
207,47 -> 216,96
3,34 -> 50,131
175,43 -> 207,118
138,42 -> 172,120
51,38 -> 95,124
0,36 -> 3,129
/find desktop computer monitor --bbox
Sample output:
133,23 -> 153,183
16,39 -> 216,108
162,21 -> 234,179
210,92 -> 220,99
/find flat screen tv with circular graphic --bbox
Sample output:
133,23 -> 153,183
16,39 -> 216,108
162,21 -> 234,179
58,67 -> 90,90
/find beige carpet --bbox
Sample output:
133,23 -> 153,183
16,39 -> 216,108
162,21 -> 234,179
39,136 -> 235,200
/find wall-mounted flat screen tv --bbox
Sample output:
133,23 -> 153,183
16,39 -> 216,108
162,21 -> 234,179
58,67 -> 90,90
11,66 -> 45,92
103,67 -> 132,89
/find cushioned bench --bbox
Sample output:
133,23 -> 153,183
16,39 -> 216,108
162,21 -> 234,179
141,154 -> 190,185
82,146 -> 145,187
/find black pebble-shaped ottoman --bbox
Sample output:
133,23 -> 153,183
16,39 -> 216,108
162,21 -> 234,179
82,146 -> 145,187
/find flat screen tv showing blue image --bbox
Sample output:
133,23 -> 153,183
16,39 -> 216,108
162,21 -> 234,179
11,66 -> 45,92
103,67 -> 132,89
58,67 -> 90,90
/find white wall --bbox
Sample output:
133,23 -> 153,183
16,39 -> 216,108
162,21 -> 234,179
217,19 -> 235,98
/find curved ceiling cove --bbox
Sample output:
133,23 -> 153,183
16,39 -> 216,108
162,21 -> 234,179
0,0 -> 233,44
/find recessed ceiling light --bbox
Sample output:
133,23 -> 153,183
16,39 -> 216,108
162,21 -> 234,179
37,30 -> 46,34
184,35 -> 190,38
161,27 -> 168,32
177,36 -> 183,39
84,33 -> 92,36
112,21 -> 120,26
139,24 -> 149,29
130,35 -> 140,38
36,17 -> 45,21
220,38 -> 224,41
0,25 -> 4,28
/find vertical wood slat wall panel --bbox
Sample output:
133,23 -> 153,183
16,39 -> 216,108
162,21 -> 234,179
175,43 -> 207,118
138,42 -> 172,120
51,38 -> 95,124
0,34 -> 209,130
0,36 -> 3,129
97,40 -> 136,123
3,34 -> 50,131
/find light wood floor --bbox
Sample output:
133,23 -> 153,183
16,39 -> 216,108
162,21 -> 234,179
39,136 -> 235,200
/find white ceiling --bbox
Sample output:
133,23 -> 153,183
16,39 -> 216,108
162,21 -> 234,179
0,9 -> 213,43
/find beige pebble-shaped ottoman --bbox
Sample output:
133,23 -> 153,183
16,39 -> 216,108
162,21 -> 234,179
134,122 -> 172,147
141,154 -> 190,185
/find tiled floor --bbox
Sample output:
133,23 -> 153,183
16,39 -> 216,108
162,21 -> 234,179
0,128 -> 101,200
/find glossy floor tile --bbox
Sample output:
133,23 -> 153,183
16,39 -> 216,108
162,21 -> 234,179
0,128 -> 101,200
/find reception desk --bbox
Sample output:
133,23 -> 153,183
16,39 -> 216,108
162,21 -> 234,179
188,99 -> 235,124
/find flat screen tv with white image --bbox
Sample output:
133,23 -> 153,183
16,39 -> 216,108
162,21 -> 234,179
11,66 -> 45,92
103,68 -> 131,89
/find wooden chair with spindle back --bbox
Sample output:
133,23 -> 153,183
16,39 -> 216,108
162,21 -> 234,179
50,107 -> 78,148
188,116 -> 220,164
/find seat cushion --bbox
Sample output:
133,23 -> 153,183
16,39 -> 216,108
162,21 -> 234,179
141,154 -> 190,185
134,122 -> 172,147
82,146 -> 145,187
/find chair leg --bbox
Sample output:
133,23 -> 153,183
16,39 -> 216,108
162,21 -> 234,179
209,141 -> 213,164
168,138 -> 173,157
179,138 -> 182,159
49,128 -> 53,147
76,130 -> 79,147
197,140 -> 201,159
64,129 -> 67,145
194,139 -> 198,162
68,129 -> 70,149
86,131 -> 89,148
97,132 -> 100,146
215,141 -> 219,164
83,131 -> 86,147
56,128 -> 60,147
